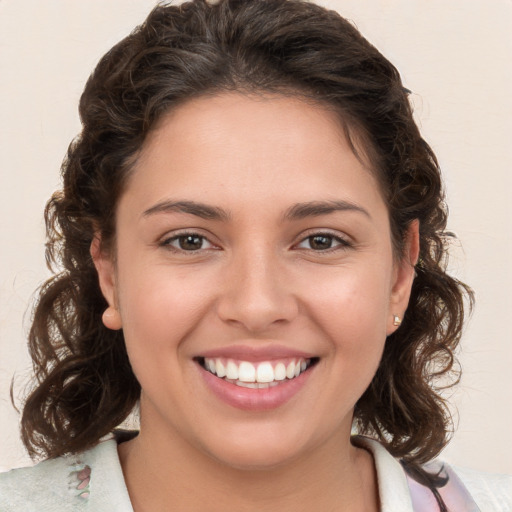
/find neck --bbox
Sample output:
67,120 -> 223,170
118,423 -> 379,512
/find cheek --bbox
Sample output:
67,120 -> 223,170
301,261 -> 392,395
291,264 -> 393,425
303,262 -> 393,342
115,262 -> 216,357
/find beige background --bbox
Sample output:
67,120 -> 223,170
1,0 -> 511,473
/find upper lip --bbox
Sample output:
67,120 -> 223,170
197,343 -> 316,362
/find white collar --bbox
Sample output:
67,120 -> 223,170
352,435 -> 415,511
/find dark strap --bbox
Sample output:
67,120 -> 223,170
405,461 -> 481,511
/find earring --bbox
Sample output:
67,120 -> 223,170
393,315 -> 402,327
102,306 -> 122,330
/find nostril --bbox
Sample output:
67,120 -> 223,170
216,303 -> 299,333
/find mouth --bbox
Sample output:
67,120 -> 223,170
195,356 -> 319,389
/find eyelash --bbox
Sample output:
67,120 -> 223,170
160,232 -> 217,252
294,232 -> 352,252
159,230 -> 352,254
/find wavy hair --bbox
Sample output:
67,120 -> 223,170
18,0 -> 472,495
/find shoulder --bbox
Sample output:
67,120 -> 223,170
0,438 -> 133,512
352,435 -> 512,512
0,452 -> 89,511
451,464 -> 512,511
408,459 -> 512,512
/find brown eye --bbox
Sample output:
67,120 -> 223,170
163,233 -> 214,251
178,234 -> 204,250
296,233 -> 350,251
308,235 -> 334,250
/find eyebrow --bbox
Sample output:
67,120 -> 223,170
283,200 -> 371,220
142,200 -> 231,221
142,199 -> 370,222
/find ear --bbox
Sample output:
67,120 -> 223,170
90,234 -> 122,330
387,219 -> 420,335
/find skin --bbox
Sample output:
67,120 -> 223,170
92,93 -> 419,511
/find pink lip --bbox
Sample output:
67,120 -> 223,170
197,343 -> 316,362
197,361 -> 314,411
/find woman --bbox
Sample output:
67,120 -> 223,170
0,0 -> 510,510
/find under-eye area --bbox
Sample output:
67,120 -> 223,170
195,357 -> 320,388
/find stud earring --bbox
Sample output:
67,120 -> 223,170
393,315 -> 402,327
102,306 -> 122,330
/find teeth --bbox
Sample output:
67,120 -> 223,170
226,360 -> 239,380
286,362 -> 295,379
238,361 -> 256,382
203,357 -> 311,384
206,359 -> 216,373
215,359 -> 226,378
274,362 -> 286,381
235,381 -> 280,389
256,362 -> 274,383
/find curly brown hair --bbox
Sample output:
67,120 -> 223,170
18,0 -> 471,490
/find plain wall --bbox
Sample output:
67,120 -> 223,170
0,0 -> 511,473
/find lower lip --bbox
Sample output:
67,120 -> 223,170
198,364 -> 313,411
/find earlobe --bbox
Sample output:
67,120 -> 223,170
90,235 -> 122,330
387,220 -> 420,335
102,305 -> 123,330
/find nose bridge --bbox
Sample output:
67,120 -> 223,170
216,242 -> 298,332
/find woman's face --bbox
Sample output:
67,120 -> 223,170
94,93 -> 417,469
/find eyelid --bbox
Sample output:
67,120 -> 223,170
293,229 -> 353,251
158,229 -> 220,252
157,228 -> 353,253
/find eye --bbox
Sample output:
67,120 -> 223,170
161,233 -> 215,252
296,233 -> 350,251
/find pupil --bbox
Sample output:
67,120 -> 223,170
310,235 -> 332,250
179,235 -> 202,250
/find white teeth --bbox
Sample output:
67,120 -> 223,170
286,362 -> 296,379
215,359 -> 226,378
256,362 -> 274,383
236,381 -> 259,388
203,357 -> 311,384
226,360 -> 239,380
207,359 -> 216,373
235,381 -> 281,389
238,361 -> 256,382
274,362 -> 286,381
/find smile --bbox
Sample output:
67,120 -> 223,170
194,354 -> 319,411
200,357 -> 316,388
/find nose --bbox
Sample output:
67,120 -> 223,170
215,247 -> 299,333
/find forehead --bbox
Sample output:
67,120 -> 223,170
122,92 -> 385,216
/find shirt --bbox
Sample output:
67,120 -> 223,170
1,435 -> 510,511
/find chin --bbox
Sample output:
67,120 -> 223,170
208,443 -> 302,471
196,423 -> 318,471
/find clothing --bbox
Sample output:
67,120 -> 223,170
0,435 -> 510,511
